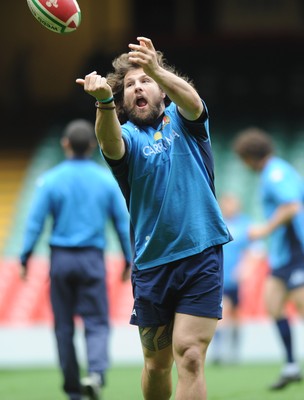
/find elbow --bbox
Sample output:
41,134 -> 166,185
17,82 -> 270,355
291,202 -> 302,215
181,102 -> 204,121
100,141 -> 125,160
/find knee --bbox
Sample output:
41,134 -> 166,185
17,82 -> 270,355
144,360 -> 172,379
179,346 -> 203,375
294,301 -> 304,317
265,303 -> 283,319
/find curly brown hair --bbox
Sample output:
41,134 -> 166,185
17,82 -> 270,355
233,127 -> 273,161
106,51 -> 194,124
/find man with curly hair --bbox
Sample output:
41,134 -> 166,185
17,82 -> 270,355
77,37 -> 232,400
233,127 -> 304,390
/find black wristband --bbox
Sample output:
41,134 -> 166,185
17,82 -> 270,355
95,96 -> 114,104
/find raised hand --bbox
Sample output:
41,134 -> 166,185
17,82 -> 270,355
76,71 -> 112,101
128,37 -> 160,77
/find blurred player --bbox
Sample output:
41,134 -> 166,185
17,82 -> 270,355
212,193 -> 263,364
19,119 -> 132,400
76,36 -> 232,400
233,127 -> 304,390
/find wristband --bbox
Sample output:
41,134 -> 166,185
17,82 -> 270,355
95,102 -> 116,110
95,96 -> 114,104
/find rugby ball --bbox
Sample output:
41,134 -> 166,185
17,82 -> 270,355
27,0 -> 81,34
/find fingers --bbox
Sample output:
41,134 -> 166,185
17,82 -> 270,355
128,44 -> 150,65
121,268 -> 131,282
75,71 -> 97,86
19,266 -> 27,280
75,71 -> 111,101
75,78 -> 84,86
76,72 -> 102,91
136,36 -> 154,50
129,36 -> 154,53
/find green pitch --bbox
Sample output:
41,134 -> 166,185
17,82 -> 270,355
0,363 -> 303,400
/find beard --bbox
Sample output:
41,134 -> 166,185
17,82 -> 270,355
124,101 -> 163,127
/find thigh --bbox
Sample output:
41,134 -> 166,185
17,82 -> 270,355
264,276 -> 288,317
50,247 -> 107,321
173,313 -> 218,360
50,249 -> 76,322
139,322 -> 174,369
76,250 -> 108,320
289,285 -> 304,317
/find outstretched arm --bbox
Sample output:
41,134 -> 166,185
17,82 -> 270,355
248,202 -> 301,240
76,72 -> 125,160
128,37 -> 204,121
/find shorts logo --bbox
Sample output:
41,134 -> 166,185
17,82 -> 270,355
289,270 -> 304,286
131,308 -> 137,317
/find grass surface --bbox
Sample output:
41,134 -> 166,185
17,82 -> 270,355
0,362 -> 303,399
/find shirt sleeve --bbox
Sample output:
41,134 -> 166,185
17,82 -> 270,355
108,182 -> 133,263
267,167 -> 303,204
176,99 -> 209,139
20,177 -> 52,264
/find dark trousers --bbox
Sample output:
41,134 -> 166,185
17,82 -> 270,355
50,247 -> 109,399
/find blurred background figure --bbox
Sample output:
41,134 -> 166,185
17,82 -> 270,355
19,119 -> 132,400
233,127 -> 304,390
211,193 -> 262,364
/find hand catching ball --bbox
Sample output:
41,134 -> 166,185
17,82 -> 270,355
27,0 -> 81,34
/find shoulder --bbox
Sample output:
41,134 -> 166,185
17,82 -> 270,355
35,164 -> 61,187
265,157 -> 297,181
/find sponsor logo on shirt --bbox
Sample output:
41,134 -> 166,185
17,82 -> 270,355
142,130 -> 180,157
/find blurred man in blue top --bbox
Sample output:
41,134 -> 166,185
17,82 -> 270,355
77,37 -> 232,400
233,127 -> 304,390
19,119 -> 132,400
212,193 -> 265,364
212,193 -> 252,363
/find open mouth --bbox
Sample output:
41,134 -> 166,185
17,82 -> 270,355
136,97 -> 148,108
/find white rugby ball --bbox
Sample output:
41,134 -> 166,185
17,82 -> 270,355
27,0 -> 81,34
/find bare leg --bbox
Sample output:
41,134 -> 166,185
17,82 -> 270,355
173,313 -> 218,400
140,322 -> 174,400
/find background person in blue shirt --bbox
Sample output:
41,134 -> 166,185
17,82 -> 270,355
76,36 -> 232,400
212,193 -> 257,364
19,119 -> 132,400
233,127 -> 304,390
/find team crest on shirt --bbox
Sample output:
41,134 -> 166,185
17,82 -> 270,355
153,116 -> 170,141
162,115 -> 170,127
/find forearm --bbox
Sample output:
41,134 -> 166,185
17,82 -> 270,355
75,71 -> 125,159
149,67 -> 203,120
95,107 -> 125,160
248,202 -> 301,240
20,226 -> 41,264
266,202 -> 301,233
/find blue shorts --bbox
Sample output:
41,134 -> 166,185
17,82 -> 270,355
130,245 -> 223,327
271,258 -> 304,290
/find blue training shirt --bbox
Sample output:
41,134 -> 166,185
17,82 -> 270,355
20,158 -> 132,264
105,101 -> 232,270
222,213 -> 252,289
260,156 -> 304,270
